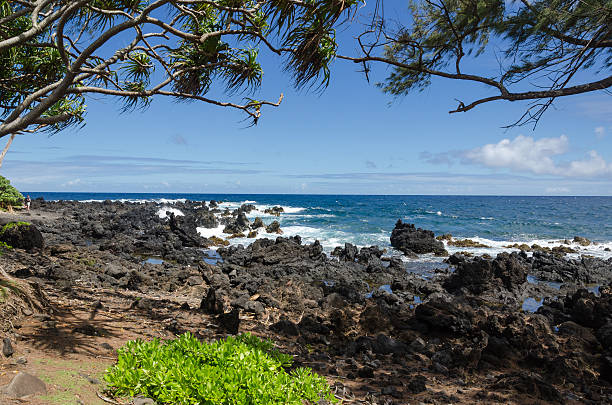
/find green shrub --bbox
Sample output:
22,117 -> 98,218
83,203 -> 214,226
0,176 -> 23,210
1,221 -> 30,234
0,241 -> 11,256
104,333 -> 338,405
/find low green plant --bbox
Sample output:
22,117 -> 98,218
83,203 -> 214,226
0,241 -> 11,256
0,176 -> 24,210
104,332 -> 338,405
1,221 -> 30,234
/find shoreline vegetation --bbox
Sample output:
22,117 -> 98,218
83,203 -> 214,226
1,198 -> 611,404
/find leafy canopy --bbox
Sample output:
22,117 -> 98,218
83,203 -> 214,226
342,0 -> 612,127
104,332 -> 338,405
0,0 -> 363,137
0,175 -> 23,209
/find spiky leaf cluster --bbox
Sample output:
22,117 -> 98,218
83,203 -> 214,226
0,0 -> 363,137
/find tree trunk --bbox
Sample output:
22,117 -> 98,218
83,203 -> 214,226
0,133 -> 16,169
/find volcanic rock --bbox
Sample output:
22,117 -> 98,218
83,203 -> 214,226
390,220 -> 447,256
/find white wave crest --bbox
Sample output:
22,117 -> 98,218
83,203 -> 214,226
157,207 -> 184,218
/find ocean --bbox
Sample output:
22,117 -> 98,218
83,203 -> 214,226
25,193 -> 612,260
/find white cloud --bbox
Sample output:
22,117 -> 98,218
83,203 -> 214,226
463,135 -> 612,178
595,126 -> 606,139
464,135 -> 568,175
545,187 -> 570,194
62,178 -> 82,187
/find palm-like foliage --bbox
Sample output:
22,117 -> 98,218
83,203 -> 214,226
0,0 -> 363,137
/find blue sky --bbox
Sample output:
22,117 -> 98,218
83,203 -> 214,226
2,2 -> 612,195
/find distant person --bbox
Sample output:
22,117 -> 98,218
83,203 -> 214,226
25,195 -> 31,211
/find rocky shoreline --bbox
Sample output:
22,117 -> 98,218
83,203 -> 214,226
1,199 -> 612,404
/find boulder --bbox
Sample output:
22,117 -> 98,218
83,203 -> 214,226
168,213 -> 206,247
194,210 -> 218,229
265,221 -> 282,234
415,295 -> 475,334
444,252 -> 526,294
251,217 -> 264,229
223,212 -> 250,234
200,287 -> 224,314
2,337 -> 14,357
217,308 -> 240,334
3,372 -> 47,398
270,319 -> 300,336
390,220 -> 447,256
0,222 -> 43,250
264,206 -> 284,216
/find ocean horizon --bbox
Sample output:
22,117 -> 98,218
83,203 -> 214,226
22,192 -> 612,262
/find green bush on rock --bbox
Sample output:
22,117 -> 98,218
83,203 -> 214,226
0,176 -> 23,210
104,332 -> 337,405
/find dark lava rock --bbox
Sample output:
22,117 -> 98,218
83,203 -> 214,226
3,337 -> 14,357
0,222 -> 44,250
194,210 -> 218,229
415,295 -> 475,334
444,252 -> 527,294
251,217 -> 264,229
357,366 -> 374,378
168,213 -> 206,247
333,243 -> 358,262
530,252 -> 612,285
491,372 -> 563,403
265,221 -> 282,234
390,220 -> 447,256
407,375 -> 427,393
372,333 -> 409,355
223,211 -> 250,234
200,287 -> 224,315
217,308 -> 240,335
270,319 -> 300,336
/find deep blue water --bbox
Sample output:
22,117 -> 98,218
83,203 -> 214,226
24,193 -> 612,256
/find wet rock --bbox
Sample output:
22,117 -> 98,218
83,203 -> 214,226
223,211 -> 250,234
390,220 -> 447,256
334,243 -> 357,262
0,222 -> 44,250
4,372 -> 47,398
194,210 -> 218,229
251,217 -> 264,229
240,204 -> 256,213
264,206 -> 284,216
265,221 -> 282,234
357,246 -> 384,264
573,236 -> 591,246
530,252 -> 612,285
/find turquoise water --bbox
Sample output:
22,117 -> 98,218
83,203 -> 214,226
26,193 -> 612,257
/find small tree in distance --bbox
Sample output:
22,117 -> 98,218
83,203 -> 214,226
0,175 -> 23,211
340,0 -> 612,127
